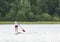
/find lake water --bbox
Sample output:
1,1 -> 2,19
0,24 -> 60,42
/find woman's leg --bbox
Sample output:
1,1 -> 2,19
15,27 -> 18,32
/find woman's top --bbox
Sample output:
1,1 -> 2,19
15,21 -> 18,26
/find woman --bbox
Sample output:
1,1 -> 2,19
15,20 -> 18,33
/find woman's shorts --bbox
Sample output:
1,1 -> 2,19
15,25 -> 18,27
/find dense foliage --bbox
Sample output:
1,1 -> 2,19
0,0 -> 60,21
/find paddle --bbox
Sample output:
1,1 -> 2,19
19,24 -> 25,32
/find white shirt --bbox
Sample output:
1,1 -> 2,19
15,21 -> 18,26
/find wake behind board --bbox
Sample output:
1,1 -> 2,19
15,32 -> 21,35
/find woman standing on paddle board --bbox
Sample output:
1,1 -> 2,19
14,19 -> 25,34
15,19 -> 19,33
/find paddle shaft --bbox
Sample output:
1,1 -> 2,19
18,24 -> 25,32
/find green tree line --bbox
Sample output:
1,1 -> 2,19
0,0 -> 60,21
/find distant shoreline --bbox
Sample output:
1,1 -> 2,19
0,21 -> 60,24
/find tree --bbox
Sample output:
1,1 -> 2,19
0,0 -> 60,21
47,0 -> 59,15
5,9 -> 16,21
53,16 -> 60,21
16,10 -> 27,21
26,12 -> 34,21
0,13 -> 2,21
34,15 -> 41,21
40,13 -> 51,21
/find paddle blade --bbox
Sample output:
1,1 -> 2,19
22,29 -> 25,32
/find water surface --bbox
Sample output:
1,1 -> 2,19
0,24 -> 60,42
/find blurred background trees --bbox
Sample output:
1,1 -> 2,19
0,0 -> 60,21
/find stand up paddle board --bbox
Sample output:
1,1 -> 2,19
15,32 -> 21,35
